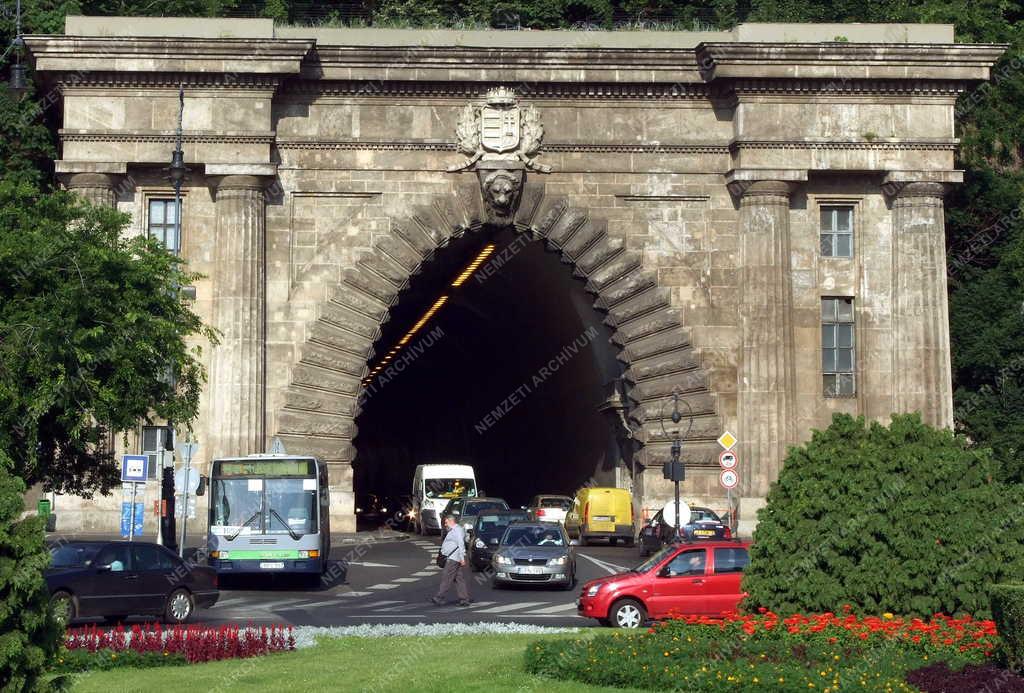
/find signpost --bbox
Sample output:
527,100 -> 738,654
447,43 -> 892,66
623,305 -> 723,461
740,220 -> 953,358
120,455 -> 149,541
175,439 -> 198,557
717,433 -> 739,535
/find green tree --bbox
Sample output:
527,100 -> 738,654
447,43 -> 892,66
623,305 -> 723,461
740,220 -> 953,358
0,178 -> 216,496
743,414 -> 1024,618
0,452 -> 62,693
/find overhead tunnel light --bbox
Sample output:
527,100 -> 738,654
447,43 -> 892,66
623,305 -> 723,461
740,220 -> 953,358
452,244 -> 496,287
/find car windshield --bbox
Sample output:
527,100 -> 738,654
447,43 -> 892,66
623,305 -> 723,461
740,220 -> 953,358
477,513 -> 528,532
50,544 -> 100,568
464,500 -> 507,516
691,509 -> 721,523
539,497 -> 572,510
501,526 -> 566,547
634,545 -> 676,573
425,478 -> 477,499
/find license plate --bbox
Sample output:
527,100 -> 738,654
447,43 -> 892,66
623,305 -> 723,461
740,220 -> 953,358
592,515 -> 612,522
516,566 -> 545,574
694,529 -> 715,537
260,562 -> 285,570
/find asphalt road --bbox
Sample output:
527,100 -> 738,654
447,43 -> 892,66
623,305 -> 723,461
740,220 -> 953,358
195,534 -> 643,628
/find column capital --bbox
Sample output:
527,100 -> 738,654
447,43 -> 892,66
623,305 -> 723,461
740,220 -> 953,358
213,174 -> 272,193
882,180 -> 950,201
62,172 -> 119,190
61,172 -> 127,208
725,169 -> 806,199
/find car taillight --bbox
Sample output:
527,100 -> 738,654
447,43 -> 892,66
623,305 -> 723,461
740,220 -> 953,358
536,508 -> 546,517
584,502 -> 590,519
212,573 -> 218,588
723,526 -> 732,539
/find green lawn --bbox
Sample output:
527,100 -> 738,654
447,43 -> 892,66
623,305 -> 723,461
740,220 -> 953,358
67,633 -> 648,693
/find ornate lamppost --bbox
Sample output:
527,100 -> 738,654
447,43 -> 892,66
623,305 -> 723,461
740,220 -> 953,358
659,390 -> 693,540
6,0 -> 28,98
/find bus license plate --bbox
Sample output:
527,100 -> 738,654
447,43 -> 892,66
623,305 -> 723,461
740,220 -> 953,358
592,515 -> 612,522
260,562 -> 285,570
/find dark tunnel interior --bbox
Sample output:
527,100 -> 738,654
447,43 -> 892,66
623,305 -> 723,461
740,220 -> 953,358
352,226 -> 628,515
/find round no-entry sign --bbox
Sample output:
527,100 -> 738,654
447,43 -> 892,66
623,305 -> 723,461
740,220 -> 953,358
720,469 -> 739,489
719,450 -> 738,469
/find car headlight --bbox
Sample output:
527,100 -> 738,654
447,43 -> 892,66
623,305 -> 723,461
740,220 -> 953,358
381,507 -> 388,513
586,583 -> 602,597
463,522 -> 473,531
547,556 -> 567,566
475,539 -> 485,549
355,507 -> 363,513
217,550 -> 229,559
495,554 -> 512,565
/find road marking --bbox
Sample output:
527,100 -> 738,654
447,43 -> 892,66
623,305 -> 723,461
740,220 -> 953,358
346,561 -> 399,568
424,565 -> 440,572
374,603 -> 426,612
529,602 -> 579,614
338,591 -> 372,598
362,600 -> 402,608
257,598 -> 307,611
411,571 -> 434,577
578,553 -> 625,575
367,583 -> 400,590
349,614 -> 427,618
475,601 -> 548,613
392,577 -> 420,583
300,599 -> 345,609
467,601 -> 496,608
214,597 -> 246,608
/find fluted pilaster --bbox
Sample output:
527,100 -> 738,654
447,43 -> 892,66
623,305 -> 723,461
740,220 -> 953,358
65,173 -> 122,208
737,180 -> 796,498
890,181 -> 954,429
210,175 -> 267,458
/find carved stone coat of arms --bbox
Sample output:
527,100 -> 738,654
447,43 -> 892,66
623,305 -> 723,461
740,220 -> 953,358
448,87 -> 550,225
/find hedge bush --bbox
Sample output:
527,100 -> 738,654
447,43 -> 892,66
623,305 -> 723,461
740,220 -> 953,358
742,414 -> 1024,618
0,455 -> 62,692
990,584 -> 1024,668
50,648 -> 186,673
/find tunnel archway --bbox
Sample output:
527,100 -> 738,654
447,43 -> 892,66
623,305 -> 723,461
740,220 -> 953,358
272,184 -> 723,531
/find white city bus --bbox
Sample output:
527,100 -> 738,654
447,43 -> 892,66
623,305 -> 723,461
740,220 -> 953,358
207,455 -> 330,579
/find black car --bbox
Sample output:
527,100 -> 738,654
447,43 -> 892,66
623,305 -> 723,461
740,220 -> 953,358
638,507 -> 732,556
46,541 -> 219,624
442,497 -> 510,539
468,510 -> 530,571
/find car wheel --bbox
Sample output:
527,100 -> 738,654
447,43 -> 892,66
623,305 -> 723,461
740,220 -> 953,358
164,588 -> 194,624
51,590 -> 76,624
609,538 -> 618,546
610,598 -> 645,629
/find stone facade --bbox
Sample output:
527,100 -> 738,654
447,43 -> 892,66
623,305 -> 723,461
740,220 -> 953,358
25,18 -> 1003,535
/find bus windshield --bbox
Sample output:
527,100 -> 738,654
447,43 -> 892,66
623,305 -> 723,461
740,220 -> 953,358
425,478 -> 477,499
211,476 -> 318,537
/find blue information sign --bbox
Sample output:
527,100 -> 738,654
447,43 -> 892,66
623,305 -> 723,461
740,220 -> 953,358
120,502 -> 144,538
121,455 -> 149,483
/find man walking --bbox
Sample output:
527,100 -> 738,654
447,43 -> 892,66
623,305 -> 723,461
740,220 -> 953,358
432,514 -> 471,606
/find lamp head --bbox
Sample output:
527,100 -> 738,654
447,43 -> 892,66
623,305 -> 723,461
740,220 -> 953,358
167,149 -> 188,185
8,62 -> 28,99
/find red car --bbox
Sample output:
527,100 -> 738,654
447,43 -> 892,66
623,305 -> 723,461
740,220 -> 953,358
577,540 -> 751,628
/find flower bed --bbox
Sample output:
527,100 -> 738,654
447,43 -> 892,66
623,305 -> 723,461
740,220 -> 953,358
60,623 -> 295,669
525,610 -> 1001,691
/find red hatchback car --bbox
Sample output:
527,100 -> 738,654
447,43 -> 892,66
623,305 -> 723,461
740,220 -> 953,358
577,540 -> 751,628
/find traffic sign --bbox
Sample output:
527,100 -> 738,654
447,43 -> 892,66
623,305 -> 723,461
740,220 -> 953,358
717,431 -> 737,451
719,450 -> 738,470
176,441 -> 199,461
175,467 -> 201,494
720,469 -> 739,489
269,437 -> 287,455
121,455 -> 149,483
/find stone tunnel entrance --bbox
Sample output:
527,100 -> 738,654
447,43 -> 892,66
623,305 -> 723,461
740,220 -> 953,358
352,225 -> 629,523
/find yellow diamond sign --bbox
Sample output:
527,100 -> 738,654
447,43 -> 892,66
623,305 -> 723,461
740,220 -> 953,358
717,431 -> 737,451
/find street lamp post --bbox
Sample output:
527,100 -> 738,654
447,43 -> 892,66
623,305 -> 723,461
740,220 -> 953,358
660,391 -> 693,540
6,0 -> 28,98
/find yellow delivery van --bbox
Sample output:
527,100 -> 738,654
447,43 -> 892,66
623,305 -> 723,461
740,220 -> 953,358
565,487 -> 634,546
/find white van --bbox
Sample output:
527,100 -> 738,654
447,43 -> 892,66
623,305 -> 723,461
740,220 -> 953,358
412,464 -> 478,535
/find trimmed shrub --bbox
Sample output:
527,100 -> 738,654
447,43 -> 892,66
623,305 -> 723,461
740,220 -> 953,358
990,584 -> 1024,668
742,413 -> 1024,618
0,455 -> 62,691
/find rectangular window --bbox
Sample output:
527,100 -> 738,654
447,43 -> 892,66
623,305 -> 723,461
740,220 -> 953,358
820,206 -> 853,258
141,425 -> 171,479
147,199 -> 179,253
822,297 -> 856,397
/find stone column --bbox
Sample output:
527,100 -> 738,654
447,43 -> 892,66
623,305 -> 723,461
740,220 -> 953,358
736,180 -> 796,506
210,175 -> 267,458
890,181 -> 954,429
64,173 -> 121,207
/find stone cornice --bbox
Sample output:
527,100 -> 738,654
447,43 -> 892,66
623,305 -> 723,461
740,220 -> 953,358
731,139 -> 959,152
696,42 -> 1007,81
728,77 -> 966,96
24,35 -> 314,74
55,71 -> 282,90
59,130 -> 275,145
273,138 -> 731,154
281,80 -> 712,100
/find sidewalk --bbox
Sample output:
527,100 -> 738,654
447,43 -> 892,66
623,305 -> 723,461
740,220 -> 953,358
46,529 -> 411,546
